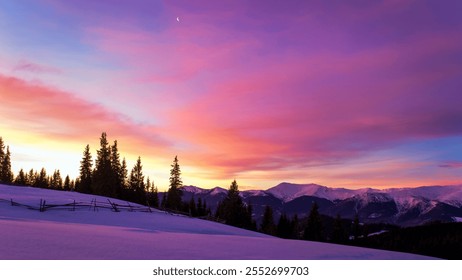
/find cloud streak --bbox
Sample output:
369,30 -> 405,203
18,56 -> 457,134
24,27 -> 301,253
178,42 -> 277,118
13,60 -> 63,75
1,0 -> 461,188
0,74 -> 170,157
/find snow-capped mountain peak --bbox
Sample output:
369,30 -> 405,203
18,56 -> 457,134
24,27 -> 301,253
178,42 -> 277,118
266,182 -> 327,202
265,182 -> 370,202
180,185 -> 206,194
208,186 -> 227,196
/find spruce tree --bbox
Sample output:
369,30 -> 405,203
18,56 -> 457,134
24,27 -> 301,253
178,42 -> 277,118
222,179 -> 242,226
291,214 -> 300,239
166,156 -> 183,210
27,169 -> 35,186
120,158 -> 128,189
217,180 -> 254,229
111,140 -> 123,197
14,169 -> 28,185
146,177 -> 151,193
331,214 -> 347,244
189,196 -> 197,216
151,183 -> 160,208
197,197 -> 204,216
303,202 -> 323,241
63,175 -> 71,191
0,137 -> 4,182
50,169 -> 63,189
246,203 -> 256,230
128,156 -> 146,203
145,177 -> 159,208
261,205 -> 276,235
92,132 -> 116,197
35,168 -> 48,188
161,192 -> 167,209
1,146 -> 13,183
77,144 -> 93,194
277,213 -> 292,239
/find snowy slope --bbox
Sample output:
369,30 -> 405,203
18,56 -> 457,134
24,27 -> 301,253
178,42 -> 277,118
0,184 -> 433,260
384,186 -> 462,207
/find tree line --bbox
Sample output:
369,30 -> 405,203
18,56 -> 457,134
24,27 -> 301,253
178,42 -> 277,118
1,134 -> 256,229
1,134 -> 166,208
1,134 -> 349,239
3,134 -> 458,258
257,201 -> 360,243
0,134 -> 250,224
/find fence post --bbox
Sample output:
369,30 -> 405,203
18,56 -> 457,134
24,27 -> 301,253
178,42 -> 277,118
107,199 -> 119,212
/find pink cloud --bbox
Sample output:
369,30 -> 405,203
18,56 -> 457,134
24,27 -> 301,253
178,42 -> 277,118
0,74 -> 170,156
439,162 -> 462,169
14,0 -> 460,187
160,31 -> 462,177
13,60 -> 63,75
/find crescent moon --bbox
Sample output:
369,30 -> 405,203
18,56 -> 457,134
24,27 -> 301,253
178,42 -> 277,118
176,17 -> 180,22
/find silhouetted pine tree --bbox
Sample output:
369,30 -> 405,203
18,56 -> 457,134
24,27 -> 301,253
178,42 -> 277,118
111,140 -> 123,198
203,200 -> 211,216
146,177 -> 151,195
276,213 -> 293,239
291,214 -> 300,239
216,180 -> 254,229
189,196 -> 197,216
77,144 -> 93,194
63,175 -> 71,191
92,132 -> 116,197
161,192 -> 167,209
197,197 -> 205,216
0,137 -> 4,182
46,175 -> 52,188
303,202 -> 324,241
34,168 -> 48,189
246,204 -> 256,230
50,169 -> 63,189
166,156 -> 183,210
128,156 -> 146,203
27,169 -> 35,186
331,214 -> 347,244
120,158 -> 128,189
74,178 -> 80,191
146,178 -> 159,208
1,146 -> 13,183
261,205 -> 276,235
14,169 -> 27,185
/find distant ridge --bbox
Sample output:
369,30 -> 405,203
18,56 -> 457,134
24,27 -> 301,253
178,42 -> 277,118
180,182 -> 462,227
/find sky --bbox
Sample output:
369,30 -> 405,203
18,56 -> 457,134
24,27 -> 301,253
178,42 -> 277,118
1,0 -> 461,191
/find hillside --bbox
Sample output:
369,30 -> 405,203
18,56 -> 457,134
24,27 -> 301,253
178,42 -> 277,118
0,184 -> 433,260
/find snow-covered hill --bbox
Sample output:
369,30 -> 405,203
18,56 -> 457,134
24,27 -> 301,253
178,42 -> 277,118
0,184 -> 433,260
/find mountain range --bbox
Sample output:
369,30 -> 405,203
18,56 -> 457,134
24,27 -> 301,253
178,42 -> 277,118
180,182 -> 462,227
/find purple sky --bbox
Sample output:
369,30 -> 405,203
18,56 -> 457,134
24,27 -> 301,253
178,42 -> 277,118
1,0 -> 461,190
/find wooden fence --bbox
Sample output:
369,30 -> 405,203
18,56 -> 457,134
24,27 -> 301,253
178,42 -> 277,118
0,197 -> 153,213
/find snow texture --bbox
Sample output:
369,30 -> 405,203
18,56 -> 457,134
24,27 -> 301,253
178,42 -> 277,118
265,183 -> 462,206
0,184 -> 435,260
